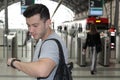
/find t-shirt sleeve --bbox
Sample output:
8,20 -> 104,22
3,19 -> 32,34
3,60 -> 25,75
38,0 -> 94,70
39,40 -> 59,65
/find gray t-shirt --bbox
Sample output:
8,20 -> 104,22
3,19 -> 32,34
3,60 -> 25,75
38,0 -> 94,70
33,32 -> 68,80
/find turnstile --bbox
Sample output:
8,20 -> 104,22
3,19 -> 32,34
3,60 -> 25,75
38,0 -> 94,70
7,32 -> 17,58
61,27 -> 68,48
77,37 -> 86,67
67,26 -> 77,59
116,35 -> 120,63
98,37 -> 111,67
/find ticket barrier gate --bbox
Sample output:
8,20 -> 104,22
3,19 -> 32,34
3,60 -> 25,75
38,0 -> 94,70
77,37 -> 86,67
67,26 -> 77,59
61,26 -> 68,47
98,37 -> 111,67
116,35 -> 120,63
7,32 -> 17,58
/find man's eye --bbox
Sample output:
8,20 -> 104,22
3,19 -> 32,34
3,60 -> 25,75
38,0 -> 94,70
34,25 -> 37,27
27,25 -> 30,28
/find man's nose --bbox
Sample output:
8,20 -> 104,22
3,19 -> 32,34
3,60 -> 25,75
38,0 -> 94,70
29,27 -> 34,33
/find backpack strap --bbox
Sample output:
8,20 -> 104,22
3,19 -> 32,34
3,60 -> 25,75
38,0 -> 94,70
37,38 -> 73,80
38,38 -> 65,63
37,41 -> 45,59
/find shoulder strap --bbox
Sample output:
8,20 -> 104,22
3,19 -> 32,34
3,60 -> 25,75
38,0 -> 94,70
38,41 -> 45,59
38,38 -> 65,63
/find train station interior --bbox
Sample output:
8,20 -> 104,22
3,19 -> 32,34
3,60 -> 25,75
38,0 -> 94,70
0,0 -> 120,80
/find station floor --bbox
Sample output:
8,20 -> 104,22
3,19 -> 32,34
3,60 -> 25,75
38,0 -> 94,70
0,56 -> 120,80
0,39 -> 119,80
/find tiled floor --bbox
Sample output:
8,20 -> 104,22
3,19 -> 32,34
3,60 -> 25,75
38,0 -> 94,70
72,59 -> 120,80
0,58 -> 120,80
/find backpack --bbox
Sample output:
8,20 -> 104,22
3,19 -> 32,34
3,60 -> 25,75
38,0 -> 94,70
37,38 -> 73,80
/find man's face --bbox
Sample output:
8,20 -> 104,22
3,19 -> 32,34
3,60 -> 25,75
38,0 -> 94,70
26,14 -> 48,40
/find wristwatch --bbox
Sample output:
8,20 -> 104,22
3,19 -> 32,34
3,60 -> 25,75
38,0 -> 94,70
11,59 -> 21,69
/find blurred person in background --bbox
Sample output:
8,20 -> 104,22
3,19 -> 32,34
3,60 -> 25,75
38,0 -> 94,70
83,24 -> 102,75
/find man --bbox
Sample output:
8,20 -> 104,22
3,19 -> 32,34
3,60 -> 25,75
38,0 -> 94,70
7,4 -> 68,80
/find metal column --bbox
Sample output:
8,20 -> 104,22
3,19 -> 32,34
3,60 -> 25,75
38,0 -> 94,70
99,37 -> 111,67
116,35 -> 120,63
77,37 -> 86,67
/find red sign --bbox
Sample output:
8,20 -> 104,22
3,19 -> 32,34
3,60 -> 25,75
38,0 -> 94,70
87,17 -> 108,24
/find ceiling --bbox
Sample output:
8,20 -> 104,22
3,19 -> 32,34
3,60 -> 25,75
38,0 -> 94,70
0,0 -> 112,14
52,0 -> 89,14
0,0 -> 19,11
52,0 -> 113,14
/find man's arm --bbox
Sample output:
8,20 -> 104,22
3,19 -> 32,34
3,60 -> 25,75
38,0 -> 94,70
7,58 -> 56,78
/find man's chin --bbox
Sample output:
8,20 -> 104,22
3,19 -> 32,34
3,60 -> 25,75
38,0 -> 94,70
34,38 -> 38,40
34,36 -> 41,40
34,37 -> 40,40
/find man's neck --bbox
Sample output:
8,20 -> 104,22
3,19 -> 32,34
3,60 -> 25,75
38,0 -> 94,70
42,28 -> 53,41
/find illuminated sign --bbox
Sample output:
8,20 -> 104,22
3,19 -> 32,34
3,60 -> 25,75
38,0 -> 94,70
96,20 -> 101,23
21,0 -> 34,6
89,8 -> 103,16
90,0 -> 103,8
89,0 -> 104,16
21,0 -> 35,13
21,6 -> 28,13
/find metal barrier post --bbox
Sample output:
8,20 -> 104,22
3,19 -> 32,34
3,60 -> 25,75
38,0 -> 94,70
77,37 -> 86,67
116,35 -> 120,63
7,32 -> 17,59
99,37 -> 111,66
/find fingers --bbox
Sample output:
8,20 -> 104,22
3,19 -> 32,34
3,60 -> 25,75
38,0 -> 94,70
7,58 -> 16,66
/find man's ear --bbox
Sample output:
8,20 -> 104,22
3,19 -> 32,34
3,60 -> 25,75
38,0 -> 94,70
46,19 -> 51,27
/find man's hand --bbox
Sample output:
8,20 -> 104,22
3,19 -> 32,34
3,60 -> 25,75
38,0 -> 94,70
7,58 -> 16,66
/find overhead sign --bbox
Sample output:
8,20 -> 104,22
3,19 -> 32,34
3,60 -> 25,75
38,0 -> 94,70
21,0 -> 34,6
21,6 -> 28,13
89,7 -> 103,16
90,0 -> 103,7
89,0 -> 104,16
21,0 -> 34,13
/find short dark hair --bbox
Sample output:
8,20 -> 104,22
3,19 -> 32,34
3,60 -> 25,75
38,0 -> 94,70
23,4 -> 50,21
